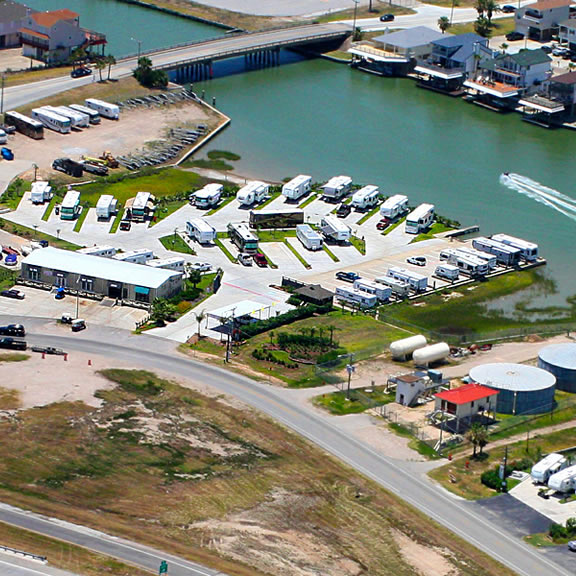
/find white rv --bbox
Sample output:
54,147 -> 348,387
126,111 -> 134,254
193,183 -> 223,209
296,224 -> 323,251
236,181 -> 269,206
112,249 -> 154,265
387,266 -> 428,292
320,215 -> 351,243
60,190 -> 81,220
146,257 -> 186,272
531,453 -> 568,484
351,185 -> 380,211
96,195 -> 118,220
68,103 -> 101,124
353,278 -> 391,302
434,263 -> 459,281
30,181 -> 52,204
322,175 -> 352,202
282,175 -> 312,201
548,464 -> 576,493
445,253 -> 488,277
85,98 -> 120,120
380,194 -> 409,220
335,286 -> 378,309
451,246 -> 497,270
472,237 -> 521,266
44,106 -> 89,129
375,275 -> 411,298
186,218 -> 217,244
491,233 -> 538,261
31,108 -> 71,134
78,245 -> 117,258
405,203 -> 435,234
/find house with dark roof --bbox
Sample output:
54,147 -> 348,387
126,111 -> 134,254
0,0 -> 34,48
348,26 -> 444,76
515,0 -> 571,41
414,33 -> 492,95
549,70 -> 576,113
464,49 -> 552,110
559,19 -> 576,51
293,284 -> 333,307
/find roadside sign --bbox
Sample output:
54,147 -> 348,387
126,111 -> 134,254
159,560 -> 168,575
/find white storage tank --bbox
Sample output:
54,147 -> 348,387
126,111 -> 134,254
413,343 -> 450,367
538,343 -> 576,393
390,335 -> 427,360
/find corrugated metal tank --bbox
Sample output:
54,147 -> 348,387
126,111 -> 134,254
538,343 -> 576,393
413,342 -> 450,367
390,335 -> 427,360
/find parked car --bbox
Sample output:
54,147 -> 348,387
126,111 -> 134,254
407,256 -> 427,266
237,253 -> 253,266
71,319 -> 86,332
568,540 -> 576,552
552,45 -> 570,57
0,324 -> 25,337
506,31 -> 524,41
1,147 -> 14,160
190,262 -> 212,272
4,254 -> 17,266
30,346 -> 66,355
119,220 -> 131,231
55,287 -> 65,300
380,13 -> 395,21
501,4 -> 516,12
0,337 -> 26,350
0,289 -> 25,300
70,66 -> 92,78
336,203 -> 352,218
336,271 -> 361,283
541,45 -> 553,54
253,253 -> 268,267
376,218 -> 390,230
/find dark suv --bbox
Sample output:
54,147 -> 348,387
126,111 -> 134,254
336,203 -> 352,218
336,271 -> 361,283
0,337 -> 26,350
0,324 -> 25,337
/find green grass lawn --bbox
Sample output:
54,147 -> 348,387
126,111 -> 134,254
356,204 -> 381,226
313,386 -> 395,415
0,179 -> 30,210
254,190 -> 281,210
323,244 -> 339,262
257,229 -> 296,242
109,208 -> 125,234
350,235 -> 366,255
411,222 -> 455,243
0,218 -> 79,250
283,238 -> 311,269
206,194 -> 235,215
73,204 -> 91,233
447,17 -> 515,37
298,194 -> 317,209
159,234 -> 196,255
150,199 -> 188,226
388,422 -> 441,460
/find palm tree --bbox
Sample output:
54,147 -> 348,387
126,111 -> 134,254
499,42 -> 509,54
438,16 -> 451,34
485,0 -> 499,24
94,57 -> 106,82
466,422 -> 488,457
326,324 -> 340,346
195,308 -> 206,337
105,54 -> 116,81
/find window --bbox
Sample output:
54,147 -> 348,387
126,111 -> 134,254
80,277 -> 93,292
28,267 -> 39,281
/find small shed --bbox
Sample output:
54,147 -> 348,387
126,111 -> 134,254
391,373 -> 429,407
294,284 -> 333,307
434,384 -> 499,431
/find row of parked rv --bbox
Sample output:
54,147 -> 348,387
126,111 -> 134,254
531,453 -> 576,494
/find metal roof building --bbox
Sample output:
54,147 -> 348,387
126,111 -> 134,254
538,343 -> 576,393
469,363 -> 556,415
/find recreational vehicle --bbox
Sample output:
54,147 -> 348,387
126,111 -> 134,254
85,98 -> 120,120
78,245 -> 117,258
548,465 -> 576,493
296,224 -> 323,251
96,195 -> 118,220
30,181 -> 52,204
452,247 -> 497,270
335,286 -> 378,309
112,249 -> 154,265
351,185 -> 380,211
353,279 -> 391,302
445,253 -> 488,277
44,106 -> 89,129
380,194 -> 409,220
192,184 -> 223,209
282,175 -> 312,201
60,190 -> 81,220
434,264 -> 459,281
375,275 -> 411,298
186,218 -> 217,244
387,267 -> 428,292
320,216 -> 351,243
249,209 -> 304,229
4,111 -> 44,139
405,203 -> 434,234
531,453 -> 568,484
146,257 -> 186,272
228,222 -> 259,253
130,192 -> 155,222
68,104 -> 101,124
491,233 -> 538,261
472,237 -> 521,266
31,108 -> 71,134
236,181 -> 269,206
322,175 -> 352,202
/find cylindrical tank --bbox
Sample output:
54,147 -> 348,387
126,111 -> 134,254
538,343 -> 576,393
390,334 -> 427,360
413,342 -> 450,367
469,363 -> 556,415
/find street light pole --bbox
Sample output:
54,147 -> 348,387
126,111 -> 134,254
352,0 -> 359,41
131,37 -> 142,60
0,74 -> 5,115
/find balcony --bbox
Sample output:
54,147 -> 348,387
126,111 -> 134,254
348,43 -> 411,64
414,59 -> 465,80
19,28 -> 49,50
83,28 -> 107,47
464,76 -> 520,98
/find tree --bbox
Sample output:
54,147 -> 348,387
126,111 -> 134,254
133,56 -> 168,89
194,308 -> 206,337
188,268 -> 202,288
438,16 -> 451,34
94,57 -> 106,82
499,42 -> 509,54
485,0 -> 499,24
70,46 -> 87,67
474,16 -> 491,38
466,422 -> 488,457
105,54 -> 116,81
475,0 -> 486,18
150,298 -> 176,327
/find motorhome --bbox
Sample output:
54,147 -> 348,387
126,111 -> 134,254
491,233 -> 538,261
548,464 -> 576,493
85,98 -> 120,120
353,279 -> 391,302
434,263 -> 460,281
130,192 -> 155,222
351,185 -> 380,211
322,175 -> 353,202
228,222 -> 259,253
192,183 -> 223,209
445,253 -> 488,277
68,103 -> 101,124
112,249 -> 154,265
4,111 -> 44,139
60,190 -> 81,220
531,453 -> 568,484
236,181 -> 269,206
30,181 -> 52,204
472,237 -> 521,266
78,245 -> 117,258
95,195 -> 118,220
43,106 -> 89,129
146,257 -> 186,272
282,175 -> 312,201
380,195 -> 409,220
296,224 -> 323,251
387,267 -> 428,292
31,108 -> 71,134
249,209 -> 304,229
375,275 -> 411,298
320,216 -> 351,243
186,218 -> 217,244
335,286 -> 378,309
405,203 -> 435,234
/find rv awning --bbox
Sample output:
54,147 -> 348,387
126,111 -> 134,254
464,80 -> 519,98
414,65 -> 464,80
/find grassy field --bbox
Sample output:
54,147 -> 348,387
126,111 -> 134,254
447,17 -> 516,37
411,222 -> 454,243
0,179 -> 30,211
313,386 -> 395,415
159,234 -> 196,254
0,367 -> 517,576
0,218 -> 80,250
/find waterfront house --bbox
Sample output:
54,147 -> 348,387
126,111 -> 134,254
349,26 -> 444,76
515,0 -> 571,41
559,19 -> 576,50
0,0 -> 34,48
414,33 -> 492,95
464,49 -> 552,110
19,9 -> 106,63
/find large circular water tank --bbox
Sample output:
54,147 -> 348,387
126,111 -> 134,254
413,342 -> 450,367
538,343 -> 576,393
390,335 -> 427,360
469,363 -> 556,415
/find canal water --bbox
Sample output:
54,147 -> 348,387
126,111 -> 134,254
22,1 -> 576,308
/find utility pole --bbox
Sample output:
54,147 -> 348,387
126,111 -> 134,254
352,0 -> 359,41
345,361 -> 355,400
0,74 -> 5,115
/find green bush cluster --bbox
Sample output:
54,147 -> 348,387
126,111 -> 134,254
251,348 -> 298,369
549,518 -> 576,541
276,332 -> 332,350
481,458 -> 534,491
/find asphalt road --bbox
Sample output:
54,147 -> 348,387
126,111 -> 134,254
1,316 -> 571,576
0,554 -> 76,576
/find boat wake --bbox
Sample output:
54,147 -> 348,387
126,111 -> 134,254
500,173 -> 576,222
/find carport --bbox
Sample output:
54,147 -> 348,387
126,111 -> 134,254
206,300 -> 274,333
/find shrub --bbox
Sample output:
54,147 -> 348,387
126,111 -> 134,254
480,469 -> 502,491
549,522 -> 568,541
